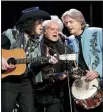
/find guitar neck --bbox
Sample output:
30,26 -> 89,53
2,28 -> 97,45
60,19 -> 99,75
16,56 -> 47,64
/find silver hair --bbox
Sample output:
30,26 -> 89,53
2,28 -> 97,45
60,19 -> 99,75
61,9 -> 87,29
51,15 -> 64,31
42,18 -> 64,32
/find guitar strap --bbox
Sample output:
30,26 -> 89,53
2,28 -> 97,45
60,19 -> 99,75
19,32 -> 25,48
10,31 -> 30,53
9,31 -> 25,49
24,39 -> 30,52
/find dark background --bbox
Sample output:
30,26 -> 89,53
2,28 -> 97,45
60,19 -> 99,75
1,1 -> 103,35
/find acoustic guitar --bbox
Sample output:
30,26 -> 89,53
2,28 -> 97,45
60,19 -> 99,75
2,48 -> 47,79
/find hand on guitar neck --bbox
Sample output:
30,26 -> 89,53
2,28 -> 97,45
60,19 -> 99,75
1,48 -> 58,79
48,54 -> 58,64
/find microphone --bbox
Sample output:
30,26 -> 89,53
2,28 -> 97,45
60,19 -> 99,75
59,32 -> 68,40
59,32 -> 68,44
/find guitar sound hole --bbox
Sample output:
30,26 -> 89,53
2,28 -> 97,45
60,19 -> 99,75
7,57 -> 17,65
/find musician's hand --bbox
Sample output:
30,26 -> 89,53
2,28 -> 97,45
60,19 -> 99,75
72,74 -> 81,79
2,57 -> 10,70
49,54 -> 58,64
86,70 -> 99,81
58,73 -> 67,80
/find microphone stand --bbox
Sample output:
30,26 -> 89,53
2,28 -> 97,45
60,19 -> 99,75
63,38 -> 73,112
60,33 -> 79,112
31,35 -> 77,112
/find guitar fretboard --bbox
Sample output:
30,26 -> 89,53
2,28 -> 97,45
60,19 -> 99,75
16,57 -> 48,64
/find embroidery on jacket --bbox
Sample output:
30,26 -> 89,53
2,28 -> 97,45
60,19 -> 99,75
89,32 -> 100,69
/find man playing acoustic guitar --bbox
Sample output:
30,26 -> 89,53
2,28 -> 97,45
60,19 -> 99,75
1,7 -> 58,112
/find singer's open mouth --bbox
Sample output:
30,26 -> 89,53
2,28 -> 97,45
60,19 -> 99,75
53,35 -> 57,37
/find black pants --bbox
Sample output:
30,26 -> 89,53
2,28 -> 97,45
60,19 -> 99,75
34,90 -> 61,112
1,90 -> 36,112
36,102 -> 61,112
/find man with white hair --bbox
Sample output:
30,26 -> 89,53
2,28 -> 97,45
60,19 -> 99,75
32,19 -> 74,112
62,8 -> 103,112
42,16 -> 66,43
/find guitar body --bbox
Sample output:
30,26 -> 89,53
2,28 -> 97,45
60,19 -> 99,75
2,48 -> 26,79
